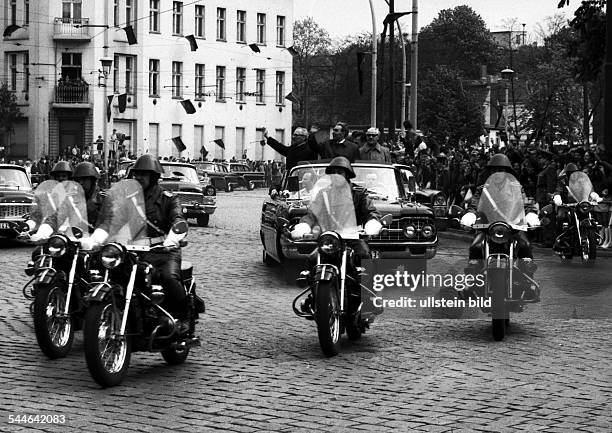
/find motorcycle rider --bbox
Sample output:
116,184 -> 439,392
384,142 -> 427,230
72,162 -> 105,233
460,153 -> 540,300
82,154 -> 198,318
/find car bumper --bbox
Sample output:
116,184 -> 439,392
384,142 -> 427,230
181,204 -> 216,216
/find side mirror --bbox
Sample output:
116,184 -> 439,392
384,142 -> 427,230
380,214 -> 393,227
448,205 -> 464,219
287,176 -> 299,192
32,182 -> 39,188
278,217 -> 290,227
171,220 -> 189,235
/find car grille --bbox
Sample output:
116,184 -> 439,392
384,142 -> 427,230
371,217 -> 436,241
0,203 -> 32,219
176,192 -> 204,205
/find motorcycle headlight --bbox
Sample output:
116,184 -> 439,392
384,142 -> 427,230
48,236 -> 67,257
421,224 -> 435,238
100,244 -> 124,269
578,201 -> 592,214
404,225 -> 416,238
318,233 -> 342,256
434,195 -> 446,206
489,223 -> 510,244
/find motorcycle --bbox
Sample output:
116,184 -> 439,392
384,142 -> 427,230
552,171 -> 602,266
21,180 -> 92,358
285,173 -> 391,357
82,180 -> 204,388
462,172 -> 540,341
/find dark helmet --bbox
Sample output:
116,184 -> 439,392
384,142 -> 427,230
132,154 -> 163,174
487,153 -> 515,175
73,162 -> 100,179
325,156 -> 356,179
50,161 -> 73,177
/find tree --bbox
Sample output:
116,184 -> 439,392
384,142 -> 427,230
0,82 -> 22,150
418,6 -> 500,79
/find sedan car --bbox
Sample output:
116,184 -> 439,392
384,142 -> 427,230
225,162 -> 265,190
193,161 -> 241,192
0,165 -> 34,239
260,161 -> 438,264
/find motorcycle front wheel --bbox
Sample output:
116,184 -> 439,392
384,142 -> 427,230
83,298 -> 131,388
581,231 -> 597,267
315,281 -> 341,357
489,269 -> 508,341
33,285 -> 74,359
161,346 -> 190,365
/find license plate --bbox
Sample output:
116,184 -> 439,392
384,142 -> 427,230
0,222 -> 10,229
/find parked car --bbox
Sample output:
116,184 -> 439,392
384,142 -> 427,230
260,161 -> 438,264
395,164 -> 449,230
225,162 -> 265,190
111,159 -> 135,182
0,164 -> 34,238
193,161 -> 241,192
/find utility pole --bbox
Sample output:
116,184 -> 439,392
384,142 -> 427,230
368,0 -> 377,127
409,0 -> 418,130
388,0 -> 396,144
605,0 -> 612,159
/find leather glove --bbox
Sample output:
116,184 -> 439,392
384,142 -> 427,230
30,223 -> 53,242
525,212 -> 540,227
80,228 -> 109,250
291,223 -> 311,240
163,230 -> 186,248
460,212 -> 477,227
364,219 -> 383,236
553,194 -> 562,206
589,192 -> 602,203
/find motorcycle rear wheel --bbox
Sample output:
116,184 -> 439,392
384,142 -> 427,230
315,281 -> 341,357
33,285 -> 74,359
83,298 -> 131,388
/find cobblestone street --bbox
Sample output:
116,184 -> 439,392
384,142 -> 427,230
1,190 -> 611,432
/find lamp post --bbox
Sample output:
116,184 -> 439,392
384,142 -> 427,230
99,56 -> 113,185
501,68 -> 514,144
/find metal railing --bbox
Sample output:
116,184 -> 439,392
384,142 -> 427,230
54,83 -> 90,103
53,17 -> 90,38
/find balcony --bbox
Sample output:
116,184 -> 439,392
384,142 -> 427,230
53,82 -> 92,108
53,17 -> 91,41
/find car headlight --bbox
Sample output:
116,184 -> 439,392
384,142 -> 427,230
434,195 -> 446,206
100,244 -> 124,269
48,236 -> 67,257
578,201 -> 592,214
318,233 -> 342,256
404,225 -> 416,238
421,224 -> 435,238
489,223 -> 510,244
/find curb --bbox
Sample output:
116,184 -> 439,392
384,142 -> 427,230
438,229 -> 612,258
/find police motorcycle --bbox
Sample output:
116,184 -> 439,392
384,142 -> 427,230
20,180 -> 92,358
284,173 -> 391,357
82,179 -> 203,388
549,172 -> 602,266
459,172 -> 541,341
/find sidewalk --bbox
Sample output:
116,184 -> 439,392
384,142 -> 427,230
439,228 -> 612,257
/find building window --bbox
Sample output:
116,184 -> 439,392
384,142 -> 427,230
24,0 -> 29,26
172,61 -> 183,98
235,67 -> 246,102
62,0 -> 82,23
150,0 -> 159,32
195,63 -> 205,100
9,54 -> 17,91
125,56 -> 135,94
195,5 -> 205,37
276,16 -> 285,46
61,53 -> 82,79
216,8 -> 226,41
172,124 -> 182,157
236,10 -> 246,43
216,66 -> 225,101
194,125 -> 204,157
23,52 -> 29,95
255,69 -> 265,103
173,1 -> 183,35
257,13 -> 266,44
113,55 -> 119,93
126,0 -> 133,26
114,0 -> 119,26
275,71 -> 284,105
10,0 -> 16,25
149,59 -> 159,97
214,126 -> 225,159
236,127 -> 245,159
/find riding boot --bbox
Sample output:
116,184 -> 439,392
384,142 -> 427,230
602,227 -> 612,248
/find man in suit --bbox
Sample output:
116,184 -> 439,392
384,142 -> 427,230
359,127 -> 392,163
309,122 -> 360,162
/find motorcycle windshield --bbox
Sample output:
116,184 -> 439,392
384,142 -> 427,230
53,181 -> 90,238
568,171 -> 593,202
308,174 -> 359,239
31,180 -> 60,225
477,172 -> 526,227
102,179 -> 147,244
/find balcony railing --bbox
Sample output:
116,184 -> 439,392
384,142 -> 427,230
54,83 -> 90,104
53,17 -> 91,40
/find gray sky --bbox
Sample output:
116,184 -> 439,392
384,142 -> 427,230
294,0 -> 573,41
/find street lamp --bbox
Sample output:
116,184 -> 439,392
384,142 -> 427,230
99,56 -> 113,186
501,68 -> 514,145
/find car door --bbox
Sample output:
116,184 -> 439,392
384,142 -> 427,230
260,191 -> 282,259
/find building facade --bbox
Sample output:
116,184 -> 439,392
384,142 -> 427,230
1,0 -> 293,161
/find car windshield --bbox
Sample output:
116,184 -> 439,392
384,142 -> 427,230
233,165 -> 248,172
218,165 -> 229,173
160,165 -> 199,183
0,168 -> 31,189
